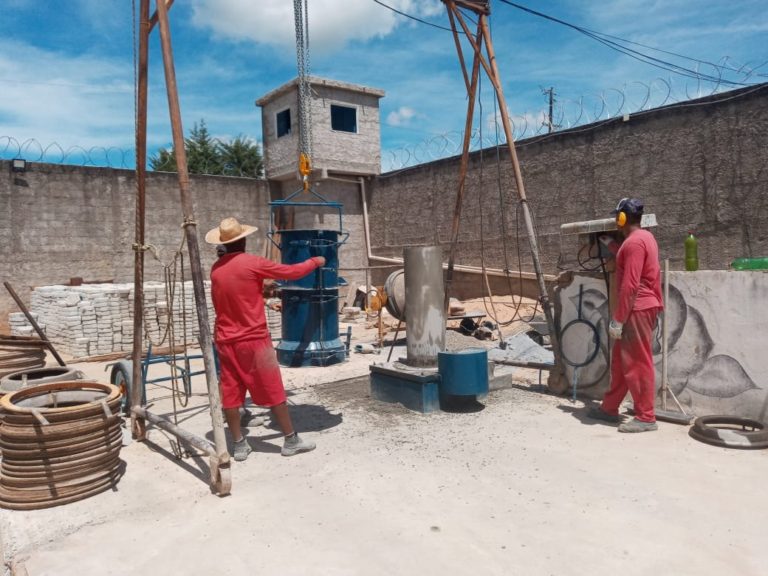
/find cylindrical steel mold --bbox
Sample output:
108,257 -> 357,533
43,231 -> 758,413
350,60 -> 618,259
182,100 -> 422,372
279,229 -> 341,289
404,246 -> 445,367
276,288 -> 345,367
438,348 -> 489,396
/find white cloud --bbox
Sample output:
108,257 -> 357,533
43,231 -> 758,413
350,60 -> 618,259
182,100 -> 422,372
386,106 -> 417,126
190,0 -> 445,55
0,41 -> 133,145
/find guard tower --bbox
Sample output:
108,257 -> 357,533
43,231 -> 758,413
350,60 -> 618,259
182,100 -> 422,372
256,76 -> 385,182
256,77 -> 385,296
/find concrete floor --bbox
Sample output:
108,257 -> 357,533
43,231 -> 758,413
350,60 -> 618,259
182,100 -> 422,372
1,323 -> 767,576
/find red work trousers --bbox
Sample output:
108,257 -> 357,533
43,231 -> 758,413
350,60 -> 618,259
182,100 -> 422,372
601,308 -> 659,422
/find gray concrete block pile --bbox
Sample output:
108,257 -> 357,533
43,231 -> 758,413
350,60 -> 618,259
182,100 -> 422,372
8,282 -> 215,358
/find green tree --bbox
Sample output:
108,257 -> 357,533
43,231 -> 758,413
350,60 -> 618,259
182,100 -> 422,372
185,120 -> 221,174
149,146 -> 177,172
149,119 -> 263,178
218,135 -> 263,178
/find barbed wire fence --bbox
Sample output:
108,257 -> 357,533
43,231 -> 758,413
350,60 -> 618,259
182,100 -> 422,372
0,135 -> 264,178
382,72 -> 766,171
0,137 -> 135,169
3,73 -> 764,174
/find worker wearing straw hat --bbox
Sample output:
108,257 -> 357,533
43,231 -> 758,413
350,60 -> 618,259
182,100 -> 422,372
206,216 -> 325,460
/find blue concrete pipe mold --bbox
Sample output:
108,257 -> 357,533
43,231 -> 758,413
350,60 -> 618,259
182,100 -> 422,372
277,287 -> 345,367
278,229 -> 341,290
268,188 -> 348,368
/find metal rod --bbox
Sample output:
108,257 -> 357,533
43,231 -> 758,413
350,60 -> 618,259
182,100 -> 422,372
447,8 -> 470,93
444,17 -> 483,311
477,15 -> 563,379
659,259 -> 687,415
446,5 -> 496,88
3,281 -> 66,367
131,0 -> 150,440
133,406 -> 216,458
387,319 -> 403,363
662,258 -> 669,411
492,359 -> 554,371
155,0 -> 230,490
148,0 -> 174,32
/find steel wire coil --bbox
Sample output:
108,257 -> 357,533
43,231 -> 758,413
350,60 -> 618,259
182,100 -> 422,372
0,381 -> 124,510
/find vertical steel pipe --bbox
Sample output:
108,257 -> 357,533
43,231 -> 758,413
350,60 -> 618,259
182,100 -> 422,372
131,0 -> 150,440
156,0 -> 230,494
404,246 -> 445,367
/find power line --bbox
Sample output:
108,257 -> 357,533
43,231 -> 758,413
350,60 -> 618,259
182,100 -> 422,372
497,0 -> 753,86
371,0 -> 758,87
371,0 -> 454,32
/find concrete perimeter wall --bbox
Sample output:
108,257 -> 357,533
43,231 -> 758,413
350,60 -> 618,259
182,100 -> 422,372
367,84 -> 768,297
0,162 -> 270,331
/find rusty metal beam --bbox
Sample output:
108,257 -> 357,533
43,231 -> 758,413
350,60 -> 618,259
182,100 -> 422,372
444,19 -> 483,310
447,9 -> 470,94
441,2 -> 565,387
451,0 -> 491,15
154,0 -> 231,496
148,0 -> 174,32
131,0 -> 150,442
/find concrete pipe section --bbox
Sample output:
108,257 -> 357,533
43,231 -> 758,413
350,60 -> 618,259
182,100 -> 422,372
404,246 -> 446,367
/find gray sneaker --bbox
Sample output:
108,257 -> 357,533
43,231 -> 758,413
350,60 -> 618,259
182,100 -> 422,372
618,418 -> 658,433
281,433 -> 316,457
233,437 -> 252,461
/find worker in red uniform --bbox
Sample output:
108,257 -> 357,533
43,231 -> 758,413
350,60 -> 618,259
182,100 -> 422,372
588,198 -> 663,432
206,217 -> 325,460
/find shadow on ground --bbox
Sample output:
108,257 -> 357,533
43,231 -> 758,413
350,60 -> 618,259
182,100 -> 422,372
439,396 -> 486,413
557,400 -> 624,427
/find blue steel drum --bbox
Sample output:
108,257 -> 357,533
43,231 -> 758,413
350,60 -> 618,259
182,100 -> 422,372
279,229 -> 340,289
437,348 -> 489,396
276,288 -> 346,367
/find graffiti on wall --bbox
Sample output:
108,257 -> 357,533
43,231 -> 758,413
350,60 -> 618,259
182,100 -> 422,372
557,274 -> 764,418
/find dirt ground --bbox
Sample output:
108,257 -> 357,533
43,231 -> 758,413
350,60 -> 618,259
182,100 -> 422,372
1,304 -> 767,576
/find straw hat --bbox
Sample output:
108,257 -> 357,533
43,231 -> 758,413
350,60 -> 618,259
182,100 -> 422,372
205,217 -> 258,245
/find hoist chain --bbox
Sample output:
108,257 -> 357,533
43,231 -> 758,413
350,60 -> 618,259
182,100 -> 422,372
294,0 -> 313,170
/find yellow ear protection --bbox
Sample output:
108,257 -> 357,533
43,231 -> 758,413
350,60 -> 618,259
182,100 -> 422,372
614,197 -> 629,228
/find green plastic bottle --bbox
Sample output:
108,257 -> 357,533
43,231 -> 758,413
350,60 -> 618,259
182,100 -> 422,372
731,257 -> 768,271
684,232 -> 698,271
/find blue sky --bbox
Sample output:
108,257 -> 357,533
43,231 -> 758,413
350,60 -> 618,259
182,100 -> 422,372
1,0 -> 766,171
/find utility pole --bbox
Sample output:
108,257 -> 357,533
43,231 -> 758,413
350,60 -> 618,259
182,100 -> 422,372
542,87 -> 558,133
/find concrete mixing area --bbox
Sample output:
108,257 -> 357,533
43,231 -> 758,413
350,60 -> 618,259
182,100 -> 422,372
1,303 -> 767,576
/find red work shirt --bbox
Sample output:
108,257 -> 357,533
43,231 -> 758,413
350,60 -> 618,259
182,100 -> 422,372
210,253 -> 321,344
614,229 -> 663,324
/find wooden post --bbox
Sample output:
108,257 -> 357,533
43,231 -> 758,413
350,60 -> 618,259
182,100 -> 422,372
155,0 -> 230,494
478,15 -> 563,372
444,19 -> 483,312
131,0 -> 150,441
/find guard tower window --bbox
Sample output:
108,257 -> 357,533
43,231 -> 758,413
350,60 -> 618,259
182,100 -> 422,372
276,109 -> 291,137
330,104 -> 357,133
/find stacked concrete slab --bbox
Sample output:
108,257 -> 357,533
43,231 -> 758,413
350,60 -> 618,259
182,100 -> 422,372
8,282 -> 215,358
